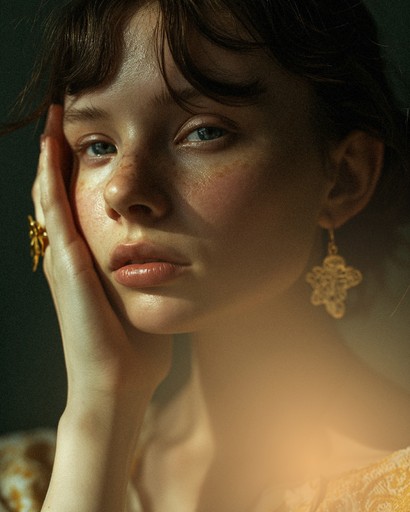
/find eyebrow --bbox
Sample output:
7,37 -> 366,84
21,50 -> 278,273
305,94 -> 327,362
64,105 -> 109,125
63,87 -> 203,125
63,82 -> 266,125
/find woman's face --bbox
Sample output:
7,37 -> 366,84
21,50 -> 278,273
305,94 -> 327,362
64,6 -> 334,334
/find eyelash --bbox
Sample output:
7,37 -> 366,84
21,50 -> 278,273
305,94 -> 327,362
184,126 -> 227,143
84,141 -> 117,157
72,140 -> 118,167
73,122 -> 232,163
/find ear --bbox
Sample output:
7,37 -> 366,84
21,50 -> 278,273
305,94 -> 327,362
318,131 -> 384,229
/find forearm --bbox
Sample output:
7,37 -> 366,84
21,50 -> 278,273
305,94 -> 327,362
32,107 -> 172,512
41,391 -> 152,512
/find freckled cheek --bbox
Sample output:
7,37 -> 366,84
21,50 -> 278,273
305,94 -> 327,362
70,178 -> 107,242
184,162 -> 265,226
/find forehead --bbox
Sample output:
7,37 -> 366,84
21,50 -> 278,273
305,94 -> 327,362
65,2 -> 314,123
121,3 -> 310,100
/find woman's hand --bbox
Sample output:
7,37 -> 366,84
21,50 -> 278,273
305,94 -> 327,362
32,104 -> 172,400
32,105 -> 172,511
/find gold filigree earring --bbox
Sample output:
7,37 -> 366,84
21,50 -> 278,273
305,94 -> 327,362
306,229 -> 362,319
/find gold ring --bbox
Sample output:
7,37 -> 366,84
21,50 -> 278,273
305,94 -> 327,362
28,215 -> 49,272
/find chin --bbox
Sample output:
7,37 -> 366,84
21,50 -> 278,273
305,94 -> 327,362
100,276 -> 194,334
117,293 -> 208,335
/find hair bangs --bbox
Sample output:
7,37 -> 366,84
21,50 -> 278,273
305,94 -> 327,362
157,0 -> 268,107
47,0 -> 138,101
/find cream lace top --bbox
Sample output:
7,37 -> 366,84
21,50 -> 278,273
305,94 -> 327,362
0,429 -> 409,512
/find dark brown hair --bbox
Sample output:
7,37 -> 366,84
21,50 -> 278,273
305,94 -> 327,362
5,0 -> 410,283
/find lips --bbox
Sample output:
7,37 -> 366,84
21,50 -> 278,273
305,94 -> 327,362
109,242 -> 189,288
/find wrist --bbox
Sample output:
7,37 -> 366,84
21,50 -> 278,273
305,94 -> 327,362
61,387 -> 152,440
42,396 -> 148,512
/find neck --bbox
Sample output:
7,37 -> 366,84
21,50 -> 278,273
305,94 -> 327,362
191,282 -> 350,417
144,286 -> 410,510
181,284 -> 410,455
169,285 -> 352,495
178,287 -> 349,470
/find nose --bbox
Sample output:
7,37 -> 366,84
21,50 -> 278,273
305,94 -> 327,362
104,154 -> 171,222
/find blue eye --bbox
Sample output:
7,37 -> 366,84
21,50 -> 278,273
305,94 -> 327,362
86,141 -> 117,157
186,127 -> 226,142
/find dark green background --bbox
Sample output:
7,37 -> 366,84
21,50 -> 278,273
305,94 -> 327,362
1,1 -> 410,435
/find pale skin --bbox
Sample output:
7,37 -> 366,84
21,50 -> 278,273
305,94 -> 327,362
31,5 -> 410,512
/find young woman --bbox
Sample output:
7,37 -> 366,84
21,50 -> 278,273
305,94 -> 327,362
1,0 -> 410,511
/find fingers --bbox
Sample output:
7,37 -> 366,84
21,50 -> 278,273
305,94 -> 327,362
40,134 -> 78,248
32,104 -> 65,228
43,103 -> 63,138
32,104 -> 92,275
29,106 -> 173,396
32,140 -> 46,227
43,104 -> 73,184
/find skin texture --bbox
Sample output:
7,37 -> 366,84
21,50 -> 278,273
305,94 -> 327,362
31,5 -> 406,512
64,7 -> 335,335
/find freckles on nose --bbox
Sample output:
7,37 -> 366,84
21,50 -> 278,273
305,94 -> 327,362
107,161 -> 137,191
103,159 -> 171,219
